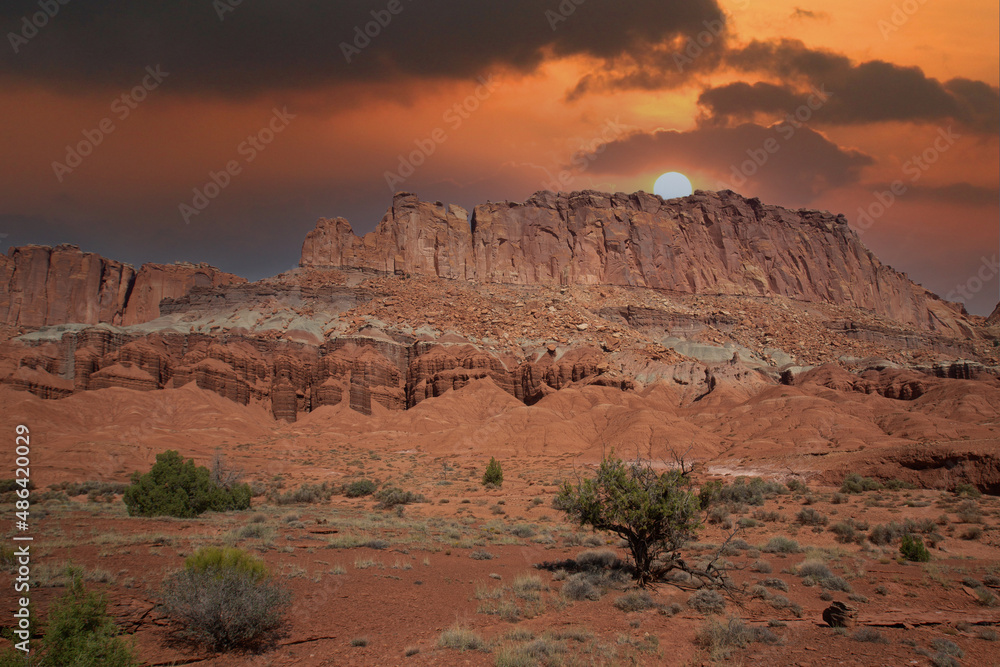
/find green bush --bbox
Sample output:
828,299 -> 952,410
840,473 -> 882,494
900,533 -> 931,562
273,482 -> 335,504
954,483 -> 981,498
185,547 -> 269,581
160,547 -> 291,651
0,568 -> 138,666
796,508 -> 828,526
482,457 -> 504,488
374,487 -> 426,509
699,477 -> 787,508
761,536 -> 800,553
868,522 -> 905,545
556,456 -> 701,587
343,479 -> 377,498
123,451 -> 251,518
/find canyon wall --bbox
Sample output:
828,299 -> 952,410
0,244 -> 245,328
300,190 -> 968,335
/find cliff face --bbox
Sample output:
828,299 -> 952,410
0,245 -> 136,329
300,190 -> 968,335
122,263 -> 247,325
0,245 -> 245,328
300,193 -> 473,279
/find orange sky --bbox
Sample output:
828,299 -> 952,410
0,0 -> 997,313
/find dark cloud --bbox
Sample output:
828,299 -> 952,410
791,8 -> 830,21
0,0 -> 725,96
566,11 -> 730,100
701,40 -> 1000,133
577,122 -> 874,206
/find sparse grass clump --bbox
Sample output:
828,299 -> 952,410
575,549 -> 619,570
796,560 -> 833,580
688,589 -> 726,614
562,574 -> 601,601
829,521 -> 859,544
797,508 -> 828,526
868,522 -> 905,545
272,482 -> 335,504
852,627 -> 888,643
614,590 -> 657,612
470,549 -> 495,560
494,636 -> 566,666
761,577 -> 788,592
931,638 -> 964,658
762,536 -> 800,554
374,487 -> 426,509
438,625 -> 489,652
510,524 -> 536,538
956,500 -> 983,524
695,616 -> 780,661
343,479 -> 377,498
841,473 -> 882,494
953,483 -> 981,498
699,477 -> 788,508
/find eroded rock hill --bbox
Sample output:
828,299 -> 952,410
300,190 -> 971,336
0,244 -> 245,328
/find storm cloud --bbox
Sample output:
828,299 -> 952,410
701,40 -> 1000,133
0,0 -> 727,95
579,122 -> 874,206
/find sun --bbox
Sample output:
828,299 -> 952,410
653,172 -> 694,199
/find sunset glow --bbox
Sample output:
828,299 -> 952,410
0,0 -> 996,313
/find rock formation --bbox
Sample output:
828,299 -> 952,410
122,263 -> 247,325
0,244 -> 244,328
301,190 -> 969,336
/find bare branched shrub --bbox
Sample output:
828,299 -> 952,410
159,548 -> 291,651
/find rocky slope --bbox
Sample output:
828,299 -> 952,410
301,190 -> 971,336
0,244 -> 244,328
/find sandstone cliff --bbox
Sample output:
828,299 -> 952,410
0,244 -> 245,328
300,190 -> 968,335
